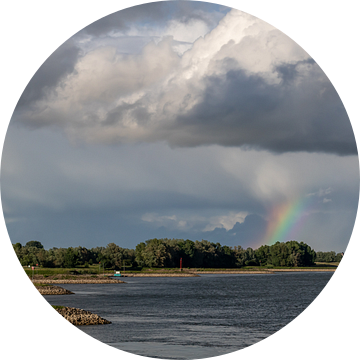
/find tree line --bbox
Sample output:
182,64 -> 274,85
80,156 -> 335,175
12,239 -> 343,269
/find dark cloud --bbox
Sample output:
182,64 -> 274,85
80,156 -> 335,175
166,60 -> 356,155
202,214 -> 268,248
17,40 -> 80,107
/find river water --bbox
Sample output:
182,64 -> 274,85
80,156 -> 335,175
44,272 -> 333,359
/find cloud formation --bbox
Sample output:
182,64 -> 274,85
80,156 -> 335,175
2,2 -> 358,253
11,8 -> 356,155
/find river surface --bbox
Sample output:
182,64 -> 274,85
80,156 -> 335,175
44,272 -> 333,359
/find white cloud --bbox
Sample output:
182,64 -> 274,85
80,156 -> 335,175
14,9 -> 312,148
203,211 -> 248,231
163,18 -> 210,43
141,212 -> 200,231
307,187 -> 334,198
142,210 -> 249,233
142,213 -> 177,223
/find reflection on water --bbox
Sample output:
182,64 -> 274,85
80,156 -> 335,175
45,272 -> 332,359
110,341 -> 235,359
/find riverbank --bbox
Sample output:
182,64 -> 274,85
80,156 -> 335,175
31,274 -> 126,284
54,306 -> 111,325
122,268 -> 336,276
194,268 -> 336,274
122,271 -> 272,276
122,272 -> 200,277
192,270 -> 274,274
29,267 -> 336,282
271,268 -> 336,272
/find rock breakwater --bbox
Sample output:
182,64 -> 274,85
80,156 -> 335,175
35,284 -> 74,295
55,307 -> 111,325
31,274 -> 126,284
33,278 -> 126,284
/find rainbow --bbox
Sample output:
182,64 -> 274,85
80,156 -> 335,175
255,195 -> 316,248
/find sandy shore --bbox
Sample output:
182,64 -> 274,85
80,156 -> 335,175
55,306 -> 111,325
123,273 -> 200,277
271,268 -> 336,272
194,268 -> 335,274
123,271 -> 271,275
193,270 -> 274,274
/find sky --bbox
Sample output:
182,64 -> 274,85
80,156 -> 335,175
1,1 -> 358,252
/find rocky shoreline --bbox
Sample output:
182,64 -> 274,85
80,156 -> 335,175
55,306 -> 111,325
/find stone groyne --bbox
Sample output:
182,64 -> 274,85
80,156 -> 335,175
31,274 -> 126,284
32,278 -> 126,284
55,307 -> 111,325
35,284 -> 74,295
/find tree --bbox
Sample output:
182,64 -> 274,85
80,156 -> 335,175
335,252 -> 344,262
13,243 -> 22,252
25,241 -> 44,249
143,239 -> 168,267
135,242 -> 146,267
180,239 -> 195,266
254,245 -> 270,266
233,246 -> 246,267
64,248 -> 78,268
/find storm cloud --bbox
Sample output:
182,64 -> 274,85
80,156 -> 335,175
11,8 -> 356,156
2,2 -> 358,253
168,61 -> 356,154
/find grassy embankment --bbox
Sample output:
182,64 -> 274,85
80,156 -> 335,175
24,264 -> 100,277
24,261 -> 338,279
194,262 -> 338,272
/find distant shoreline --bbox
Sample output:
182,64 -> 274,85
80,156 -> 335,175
266,268 -> 336,272
190,269 -> 335,274
30,268 -> 336,284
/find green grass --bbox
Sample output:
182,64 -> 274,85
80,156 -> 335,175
24,265 -> 99,277
192,264 -> 338,271
314,262 -> 339,267
24,262 -> 338,278
52,305 -> 65,310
